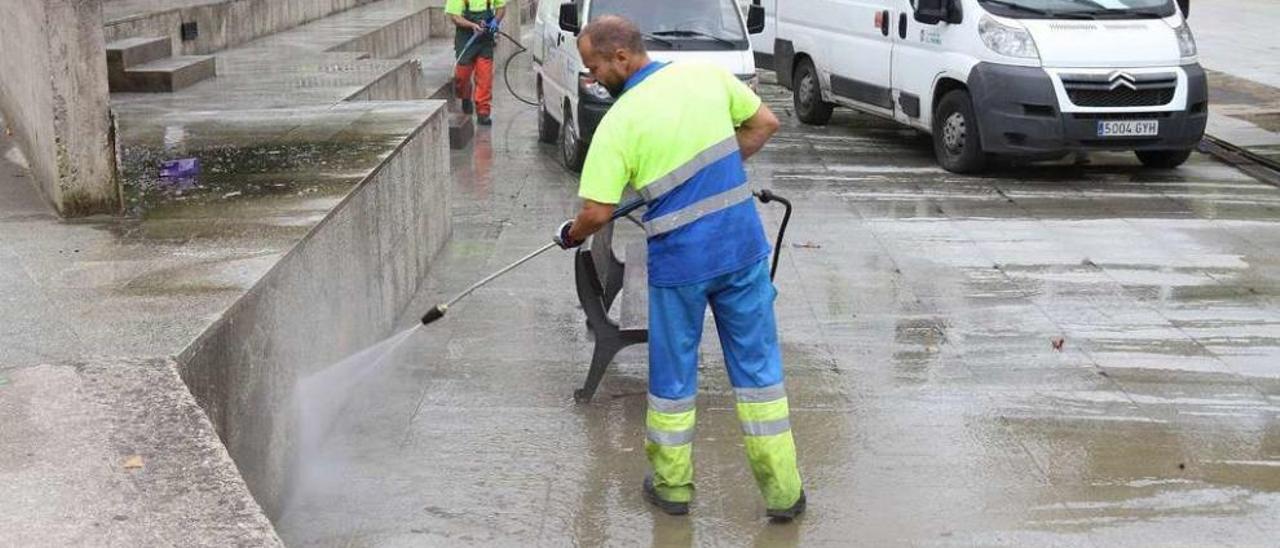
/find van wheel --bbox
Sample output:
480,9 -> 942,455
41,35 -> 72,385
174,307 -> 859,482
561,105 -> 586,173
932,89 -> 987,174
1135,149 -> 1192,169
537,85 -> 559,144
793,59 -> 833,125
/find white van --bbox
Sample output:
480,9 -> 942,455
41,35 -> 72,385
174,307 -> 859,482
533,0 -> 767,172
763,0 -> 1207,173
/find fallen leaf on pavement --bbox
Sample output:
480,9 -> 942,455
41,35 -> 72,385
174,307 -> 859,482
1051,337 -> 1065,351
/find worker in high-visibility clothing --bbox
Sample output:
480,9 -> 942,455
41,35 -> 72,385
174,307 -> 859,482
445,0 -> 505,126
553,16 -> 805,521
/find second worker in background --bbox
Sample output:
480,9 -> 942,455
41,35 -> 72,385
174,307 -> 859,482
447,0 -> 505,126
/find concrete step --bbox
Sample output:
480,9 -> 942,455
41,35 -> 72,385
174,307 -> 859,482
103,0 -> 387,56
111,55 -> 217,93
105,36 -> 172,70
328,2 -> 439,59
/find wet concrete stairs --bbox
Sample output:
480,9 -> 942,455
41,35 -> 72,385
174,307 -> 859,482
106,36 -> 216,92
107,0 -> 486,148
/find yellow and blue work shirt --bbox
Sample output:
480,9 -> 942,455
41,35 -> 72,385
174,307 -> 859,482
444,0 -> 504,16
579,61 -> 770,287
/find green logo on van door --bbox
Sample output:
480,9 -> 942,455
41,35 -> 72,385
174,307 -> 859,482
919,29 -> 941,45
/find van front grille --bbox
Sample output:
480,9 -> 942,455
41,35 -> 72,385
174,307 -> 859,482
1060,72 -> 1177,107
1067,87 -> 1175,107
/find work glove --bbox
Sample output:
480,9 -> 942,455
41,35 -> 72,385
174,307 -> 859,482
554,220 -> 583,249
485,17 -> 500,35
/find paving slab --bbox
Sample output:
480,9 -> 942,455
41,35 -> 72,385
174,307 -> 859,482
1192,0 -> 1280,168
0,357 -> 280,547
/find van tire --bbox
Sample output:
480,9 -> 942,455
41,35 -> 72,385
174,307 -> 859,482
1135,149 -> 1192,169
932,90 -> 987,174
561,105 -> 587,173
793,59 -> 833,125
537,85 -> 559,144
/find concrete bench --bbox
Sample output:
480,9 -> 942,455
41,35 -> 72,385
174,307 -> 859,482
573,221 -> 648,402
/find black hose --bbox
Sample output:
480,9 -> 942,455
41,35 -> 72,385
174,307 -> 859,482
450,28 -> 538,107
754,189 -> 792,281
497,30 -> 538,107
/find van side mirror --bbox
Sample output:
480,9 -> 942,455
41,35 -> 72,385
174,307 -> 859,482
559,2 -> 579,34
914,0 -> 947,24
747,4 -> 766,34
1177,0 -> 1190,18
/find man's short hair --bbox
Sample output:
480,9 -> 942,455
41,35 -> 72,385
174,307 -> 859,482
580,15 -> 646,56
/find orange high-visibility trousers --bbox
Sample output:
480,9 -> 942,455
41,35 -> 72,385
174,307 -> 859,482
454,56 -> 494,116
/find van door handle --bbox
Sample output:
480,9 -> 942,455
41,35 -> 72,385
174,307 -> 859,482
880,10 -> 890,36
898,13 -> 907,39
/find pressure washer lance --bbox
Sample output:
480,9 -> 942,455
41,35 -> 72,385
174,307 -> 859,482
420,198 -> 646,326
420,190 -> 793,326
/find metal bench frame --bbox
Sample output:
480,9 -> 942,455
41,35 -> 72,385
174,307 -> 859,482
572,221 -> 647,402
570,190 -> 791,402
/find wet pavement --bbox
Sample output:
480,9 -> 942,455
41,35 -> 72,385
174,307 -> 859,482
277,70 -> 1280,546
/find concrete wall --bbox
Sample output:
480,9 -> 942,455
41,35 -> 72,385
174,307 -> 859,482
104,0 -> 384,56
176,103 -> 450,519
330,6 -> 437,58
0,0 -> 118,216
347,60 -> 438,101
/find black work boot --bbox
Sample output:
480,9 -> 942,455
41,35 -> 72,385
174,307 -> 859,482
461,99 -> 474,114
766,491 -> 806,522
643,476 -> 689,516
477,114 -> 492,126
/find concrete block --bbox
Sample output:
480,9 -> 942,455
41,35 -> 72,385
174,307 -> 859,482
105,36 -> 173,70
329,4 -> 436,59
0,0 -> 118,216
449,111 -> 475,149
428,6 -> 452,38
174,101 -> 451,519
347,59 -> 432,101
111,55 -> 217,93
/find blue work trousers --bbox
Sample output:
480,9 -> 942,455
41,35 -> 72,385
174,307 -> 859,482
645,258 -> 801,509
648,258 -> 783,399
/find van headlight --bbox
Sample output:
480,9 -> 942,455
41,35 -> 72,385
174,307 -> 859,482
1173,22 -> 1197,59
578,73 -> 613,101
979,15 -> 1039,59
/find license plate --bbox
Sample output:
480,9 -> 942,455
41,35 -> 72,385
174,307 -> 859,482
1097,120 -> 1159,137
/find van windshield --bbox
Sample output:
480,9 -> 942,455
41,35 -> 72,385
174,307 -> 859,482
977,0 -> 1175,19
589,0 -> 748,50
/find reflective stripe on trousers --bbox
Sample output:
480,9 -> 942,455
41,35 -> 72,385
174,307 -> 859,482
736,383 -> 803,511
645,394 -> 696,503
